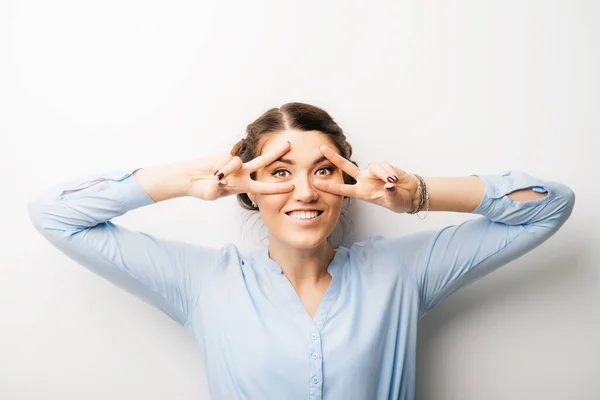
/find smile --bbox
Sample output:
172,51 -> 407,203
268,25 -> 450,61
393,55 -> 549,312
285,210 -> 324,220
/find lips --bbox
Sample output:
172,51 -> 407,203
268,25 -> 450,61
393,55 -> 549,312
285,210 -> 324,219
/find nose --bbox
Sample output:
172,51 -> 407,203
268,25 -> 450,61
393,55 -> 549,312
292,175 -> 318,203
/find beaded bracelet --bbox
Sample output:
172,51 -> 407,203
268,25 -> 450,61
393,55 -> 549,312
408,173 -> 430,219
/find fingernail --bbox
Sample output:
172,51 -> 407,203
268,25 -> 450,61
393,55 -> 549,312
213,169 -> 219,176
386,186 -> 396,192
217,172 -> 224,180
387,176 -> 395,183
393,175 -> 399,182
219,182 -> 227,188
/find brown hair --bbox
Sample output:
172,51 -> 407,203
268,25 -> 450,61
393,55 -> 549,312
230,102 -> 358,211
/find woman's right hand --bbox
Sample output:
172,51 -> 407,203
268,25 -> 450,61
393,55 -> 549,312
187,141 -> 294,201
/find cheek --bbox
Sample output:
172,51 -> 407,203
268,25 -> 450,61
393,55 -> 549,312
256,193 -> 287,211
325,194 -> 344,213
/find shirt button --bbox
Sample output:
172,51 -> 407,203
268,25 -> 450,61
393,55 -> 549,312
312,377 -> 319,384
311,352 -> 318,359
311,333 -> 318,340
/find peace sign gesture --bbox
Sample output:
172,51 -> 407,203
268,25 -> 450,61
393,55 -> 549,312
312,144 -> 419,214
188,142 -> 295,201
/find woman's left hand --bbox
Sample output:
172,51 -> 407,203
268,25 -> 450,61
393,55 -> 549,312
312,144 -> 419,214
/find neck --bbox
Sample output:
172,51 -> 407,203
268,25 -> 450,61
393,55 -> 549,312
267,239 -> 336,288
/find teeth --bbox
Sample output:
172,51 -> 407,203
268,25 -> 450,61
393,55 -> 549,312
288,211 -> 320,220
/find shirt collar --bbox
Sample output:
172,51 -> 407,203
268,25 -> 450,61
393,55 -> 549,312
252,245 -> 348,276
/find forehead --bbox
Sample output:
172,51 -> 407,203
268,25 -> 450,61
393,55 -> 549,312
261,129 -> 339,156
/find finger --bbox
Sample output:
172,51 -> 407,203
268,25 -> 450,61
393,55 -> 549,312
200,177 -> 229,201
368,163 -> 397,185
215,156 -> 243,180
319,144 -> 359,179
244,141 -> 291,172
212,154 -> 233,177
365,163 -> 399,194
247,180 -> 295,194
218,178 -> 229,188
312,179 -> 357,198
380,162 -> 400,182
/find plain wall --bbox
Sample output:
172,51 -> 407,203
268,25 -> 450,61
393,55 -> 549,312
2,0 -> 598,398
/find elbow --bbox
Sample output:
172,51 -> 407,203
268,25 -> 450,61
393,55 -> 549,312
521,182 -> 575,237
540,183 -> 576,232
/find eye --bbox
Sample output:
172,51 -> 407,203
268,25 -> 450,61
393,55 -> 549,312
271,169 -> 290,178
316,166 -> 335,176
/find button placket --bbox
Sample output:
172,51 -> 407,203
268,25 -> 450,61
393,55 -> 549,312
309,331 -> 323,400
259,247 -> 346,400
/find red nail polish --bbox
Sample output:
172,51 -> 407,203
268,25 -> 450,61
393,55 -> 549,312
217,172 -> 224,180
213,169 -> 219,176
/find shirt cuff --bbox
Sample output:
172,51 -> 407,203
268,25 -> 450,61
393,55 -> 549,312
469,170 -> 552,217
57,168 -> 156,211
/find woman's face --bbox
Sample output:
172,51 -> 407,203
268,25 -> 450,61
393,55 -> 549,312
250,129 -> 345,250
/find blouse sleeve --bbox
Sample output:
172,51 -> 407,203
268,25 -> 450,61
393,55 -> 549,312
374,170 -> 576,318
27,168 -> 224,328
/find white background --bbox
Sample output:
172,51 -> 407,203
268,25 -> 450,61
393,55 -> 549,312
2,0 -> 598,398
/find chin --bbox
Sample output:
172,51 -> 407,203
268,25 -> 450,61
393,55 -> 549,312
276,232 -> 330,250
287,237 -> 327,250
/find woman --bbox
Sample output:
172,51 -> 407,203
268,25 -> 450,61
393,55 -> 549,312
28,102 -> 575,399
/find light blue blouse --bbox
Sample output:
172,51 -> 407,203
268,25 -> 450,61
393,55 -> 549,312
27,169 -> 575,400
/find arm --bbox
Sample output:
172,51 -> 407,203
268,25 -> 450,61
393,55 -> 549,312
27,162 -> 222,328
378,170 -> 575,317
417,174 -> 549,213
62,160 -> 195,202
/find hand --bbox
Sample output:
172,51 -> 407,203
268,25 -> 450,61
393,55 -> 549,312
188,142 -> 295,201
312,144 -> 419,213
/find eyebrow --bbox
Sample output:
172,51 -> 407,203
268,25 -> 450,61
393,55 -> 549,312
273,155 -> 328,166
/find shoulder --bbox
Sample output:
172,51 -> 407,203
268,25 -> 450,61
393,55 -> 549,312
344,235 -> 421,288
345,234 -> 403,269
178,241 -> 246,272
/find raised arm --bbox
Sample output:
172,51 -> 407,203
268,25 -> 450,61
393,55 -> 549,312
27,161 -> 222,327
27,145 -> 296,328
376,170 -> 576,318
